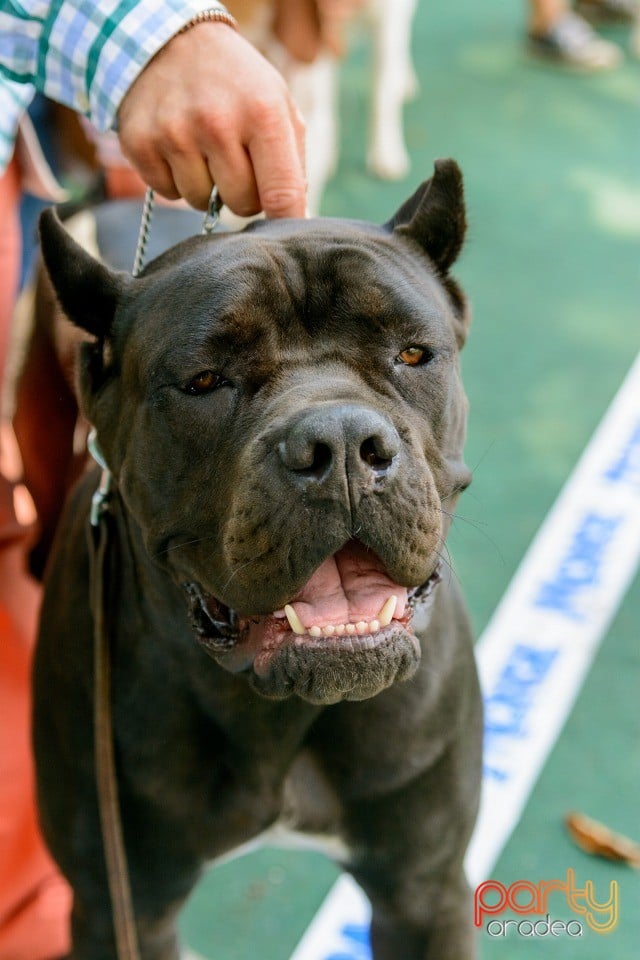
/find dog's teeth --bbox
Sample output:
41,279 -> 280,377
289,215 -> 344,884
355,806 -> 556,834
282,607 -> 388,640
378,595 -> 398,628
284,604 -> 305,635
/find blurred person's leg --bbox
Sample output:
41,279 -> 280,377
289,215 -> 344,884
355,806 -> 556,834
0,604 -> 72,960
0,157 -> 72,960
527,0 -> 623,67
0,156 -> 24,543
528,0 -> 570,31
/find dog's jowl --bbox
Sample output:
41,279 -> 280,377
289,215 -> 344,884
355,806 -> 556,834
33,160 -> 483,960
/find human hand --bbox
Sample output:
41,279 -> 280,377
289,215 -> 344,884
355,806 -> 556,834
117,22 -> 307,217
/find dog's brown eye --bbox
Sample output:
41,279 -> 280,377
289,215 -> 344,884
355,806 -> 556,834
396,346 -> 432,366
184,371 -> 224,395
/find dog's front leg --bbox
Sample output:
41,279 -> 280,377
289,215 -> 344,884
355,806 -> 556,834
51,806 -> 191,960
342,745 -> 479,960
367,875 -> 476,960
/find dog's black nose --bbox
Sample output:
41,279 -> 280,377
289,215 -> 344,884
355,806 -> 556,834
278,405 -> 400,492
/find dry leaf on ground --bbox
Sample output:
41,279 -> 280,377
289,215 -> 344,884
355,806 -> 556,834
565,811 -> 640,867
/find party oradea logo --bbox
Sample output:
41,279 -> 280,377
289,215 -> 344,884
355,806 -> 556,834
475,868 -> 619,938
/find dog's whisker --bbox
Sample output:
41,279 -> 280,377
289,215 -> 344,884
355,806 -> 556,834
439,507 -> 506,565
221,555 -> 265,592
155,535 -> 219,557
467,438 -> 498,477
440,506 -> 488,528
434,539 -> 460,589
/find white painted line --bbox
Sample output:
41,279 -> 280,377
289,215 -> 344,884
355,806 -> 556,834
288,352 -> 640,960
466,350 -> 640,884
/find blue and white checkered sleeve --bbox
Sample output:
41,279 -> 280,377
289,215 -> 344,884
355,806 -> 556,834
1,0 -> 229,133
0,75 -> 35,172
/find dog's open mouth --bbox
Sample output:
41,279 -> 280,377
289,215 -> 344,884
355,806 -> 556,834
182,540 -> 441,676
274,538 -> 412,640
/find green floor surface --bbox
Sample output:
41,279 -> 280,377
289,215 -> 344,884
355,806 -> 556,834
180,848 -> 339,960
180,2 -> 640,957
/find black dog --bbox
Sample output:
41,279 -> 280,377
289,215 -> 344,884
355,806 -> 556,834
33,160 -> 482,960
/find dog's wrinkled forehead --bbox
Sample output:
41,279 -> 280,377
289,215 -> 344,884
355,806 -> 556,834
38,160 -> 470,364
122,221 -> 458,366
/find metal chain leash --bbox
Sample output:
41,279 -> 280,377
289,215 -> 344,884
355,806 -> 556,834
132,184 -> 223,277
131,187 -> 155,278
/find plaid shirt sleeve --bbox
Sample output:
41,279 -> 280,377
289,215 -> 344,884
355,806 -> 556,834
0,0 -> 229,172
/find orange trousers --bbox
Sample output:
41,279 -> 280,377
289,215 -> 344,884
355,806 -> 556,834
0,157 -> 71,960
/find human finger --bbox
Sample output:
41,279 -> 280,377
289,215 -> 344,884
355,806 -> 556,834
163,148 -> 215,211
204,144 -> 261,218
247,100 -> 307,219
117,121 -> 180,200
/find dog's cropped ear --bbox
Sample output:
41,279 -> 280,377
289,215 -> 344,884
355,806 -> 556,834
386,159 -> 466,275
39,207 -> 128,339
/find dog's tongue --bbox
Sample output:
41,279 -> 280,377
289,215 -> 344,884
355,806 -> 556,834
282,540 -> 408,629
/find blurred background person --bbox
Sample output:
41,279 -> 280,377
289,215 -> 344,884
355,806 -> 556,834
527,0 -> 639,68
